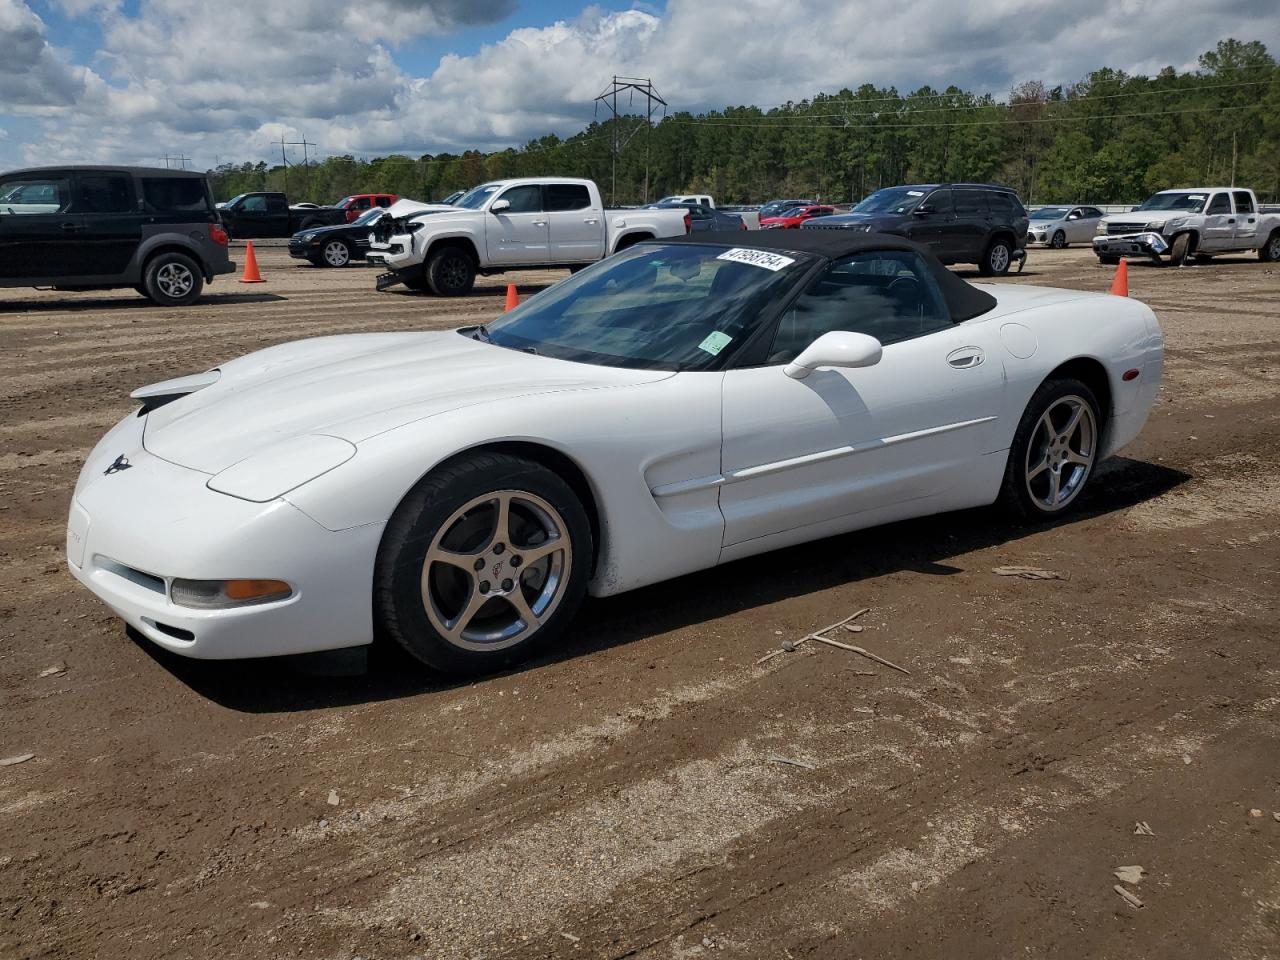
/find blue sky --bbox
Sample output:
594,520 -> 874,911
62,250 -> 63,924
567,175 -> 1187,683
2,0 -> 1277,170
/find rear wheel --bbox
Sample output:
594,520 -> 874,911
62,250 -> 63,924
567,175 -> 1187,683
142,252 -> 203,306
320,239 -> 351,268
425,246 -> 476,296
979,237 -> 1013,276
374,453 -> 592,675
1050,230 -> 1067,249
1260,229 -> 1280,263
998,378 -> 1101,521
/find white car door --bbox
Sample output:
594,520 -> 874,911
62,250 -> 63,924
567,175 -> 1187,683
485,184 -> 550,265
1231,191 -> 1259,250
1200,192 -> 1234,252
719,250 -> 1005,549
544,182 -> 604,263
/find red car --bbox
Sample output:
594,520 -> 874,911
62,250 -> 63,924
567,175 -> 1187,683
335,193 -> 398,222
759,204 -> 835,229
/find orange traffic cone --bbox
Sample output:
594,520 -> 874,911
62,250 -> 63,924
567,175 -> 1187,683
1109,258 -> 1128,297
239,241 -> 265,284
504,283 -> 519,311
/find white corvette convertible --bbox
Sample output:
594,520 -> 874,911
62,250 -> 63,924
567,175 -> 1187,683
67,232 -> 1163,675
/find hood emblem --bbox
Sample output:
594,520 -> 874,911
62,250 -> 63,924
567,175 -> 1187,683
104,455 -> 132,475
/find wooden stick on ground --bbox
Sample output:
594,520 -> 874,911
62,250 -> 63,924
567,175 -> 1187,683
808,634 -> 912,675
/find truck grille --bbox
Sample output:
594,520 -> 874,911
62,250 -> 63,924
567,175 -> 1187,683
1107,222 -> 1146,235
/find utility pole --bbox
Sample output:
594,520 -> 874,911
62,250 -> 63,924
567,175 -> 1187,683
593,76 -> 667,204
277,134 -> 290,193
1231,130 -> 1238,187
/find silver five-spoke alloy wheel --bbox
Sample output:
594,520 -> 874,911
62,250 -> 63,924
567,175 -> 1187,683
1024,395 -> 1096,511
989,243 -> 1011,273
155,262 -> 195,299
322,240 -> 350,267
421,490 -> 571,651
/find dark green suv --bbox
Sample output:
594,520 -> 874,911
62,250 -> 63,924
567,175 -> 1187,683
0,165 -> 236,305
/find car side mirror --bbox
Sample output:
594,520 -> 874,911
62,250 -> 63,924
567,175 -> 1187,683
490,199 -> 511,213
784,331 -> 883,379
913,204 -> 934,215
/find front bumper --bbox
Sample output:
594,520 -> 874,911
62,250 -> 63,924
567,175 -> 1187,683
1092,232 -> 1169,257
366,236 -> 413,270
288,237 -> 317,260
1028,228 -> 1054,245
67,413 -> 384,660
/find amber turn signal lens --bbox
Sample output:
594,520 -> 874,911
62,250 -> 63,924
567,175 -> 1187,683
171,578 -> 292,609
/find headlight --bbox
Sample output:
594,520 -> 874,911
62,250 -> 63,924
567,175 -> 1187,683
300,233 -> 317,243
1160,218 -> 1186,233
207,434 -> 356,502
171,578 -> 292,609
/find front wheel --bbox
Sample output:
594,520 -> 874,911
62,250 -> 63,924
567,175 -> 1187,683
998,378 -> 1101,521
1050,230 -> 1067,249
142,252 -> 204,306
1097,254 -> 1120,265
374,453 -> 592,675
319,239 -> 351,267
1167,232 -> 1190,266
425,246 -> 476,296
1260,229 -> 1280,263
979,238 -> 1013,276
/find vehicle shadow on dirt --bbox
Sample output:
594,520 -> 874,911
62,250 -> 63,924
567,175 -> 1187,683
140,455 -> 1190,713
0,293 -> 288,313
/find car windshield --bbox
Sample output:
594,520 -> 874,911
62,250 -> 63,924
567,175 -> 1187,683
353,207 -> 384,225
1031,207 -> 1070,219
454,183 -> 504,209
1135,192 -> 1207,213
336,196 -> 357,206
478,243 -> 811,371
852,187 -> 930,214
223,193 -> 246,207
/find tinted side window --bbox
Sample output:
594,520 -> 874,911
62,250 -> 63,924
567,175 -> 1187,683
769,251 -> 951,362
987,193 -> 1020,218
266,196 -> 287,213
924,189 -> 954,214
544,183 -> 591,211
142,177 -> 210,212
955,190 -> 988,215
74,175 -> 134,214
1233,191 -> 1254,214
375,196 -> 392,207
1206,193 -> 1231,215
498,185 -> 543,213
241,195 -> 267,212
0,175 -> 71,214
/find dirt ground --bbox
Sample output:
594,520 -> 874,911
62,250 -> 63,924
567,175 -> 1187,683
1,243 -> 1278,960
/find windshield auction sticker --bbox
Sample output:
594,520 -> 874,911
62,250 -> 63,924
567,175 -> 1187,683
698,331 -> 733,356
716,248 -> 796,271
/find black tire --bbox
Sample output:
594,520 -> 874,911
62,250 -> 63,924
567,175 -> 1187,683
997,377 -> 1102,522
425,246 -> 476,296
1259,229 -> 1280,263
374,452 -> 592,675
318,239 -> 351,268
1167,232 -> 1191,266
1050,230 -> 1067,249
1097,254 -> 1120,265
979,237 -> 1013,276
142,251 -> 204,307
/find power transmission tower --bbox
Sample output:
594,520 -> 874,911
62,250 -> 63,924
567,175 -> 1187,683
160,154 -> 192,170
594,76 -> 667,204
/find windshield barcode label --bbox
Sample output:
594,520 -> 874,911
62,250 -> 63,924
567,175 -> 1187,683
716,248 -> 796,271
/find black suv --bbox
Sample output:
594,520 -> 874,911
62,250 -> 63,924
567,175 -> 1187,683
0,165 -> 235,305
803,183 -> 1028,275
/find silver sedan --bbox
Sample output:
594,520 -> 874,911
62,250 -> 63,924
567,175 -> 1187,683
1027,206 -> 1105,248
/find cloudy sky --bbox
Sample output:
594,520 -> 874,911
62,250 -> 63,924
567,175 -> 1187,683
1,0 -> 1277,170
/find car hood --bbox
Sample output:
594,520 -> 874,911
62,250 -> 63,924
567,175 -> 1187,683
293,220 -> 370,239
803,212 -> 906,229
1102,210 -> 1181,225
142,331 -> 673,474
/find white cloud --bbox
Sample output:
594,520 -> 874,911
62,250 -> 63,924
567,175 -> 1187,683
2,0 -> 1278,169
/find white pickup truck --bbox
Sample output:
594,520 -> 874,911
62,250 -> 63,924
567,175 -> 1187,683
1093,187 -> 1280,266
367,177 -> 691,295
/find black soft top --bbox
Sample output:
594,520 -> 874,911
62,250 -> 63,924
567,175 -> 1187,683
2,164 -> 205,179
660,229 -> 997,322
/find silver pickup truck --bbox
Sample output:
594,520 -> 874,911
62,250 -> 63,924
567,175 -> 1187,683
1093,187 -> 1280,265
367,177 -> 691,295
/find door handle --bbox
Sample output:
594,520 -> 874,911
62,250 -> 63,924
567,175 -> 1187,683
61,222 -> 83,232
584,218 -> 600,225
532,220 -> 547,227
946,347 -> 985,369
1228,218 -> 1235,224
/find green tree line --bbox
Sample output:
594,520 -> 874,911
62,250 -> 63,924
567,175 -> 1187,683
207,39 -> 1280,207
